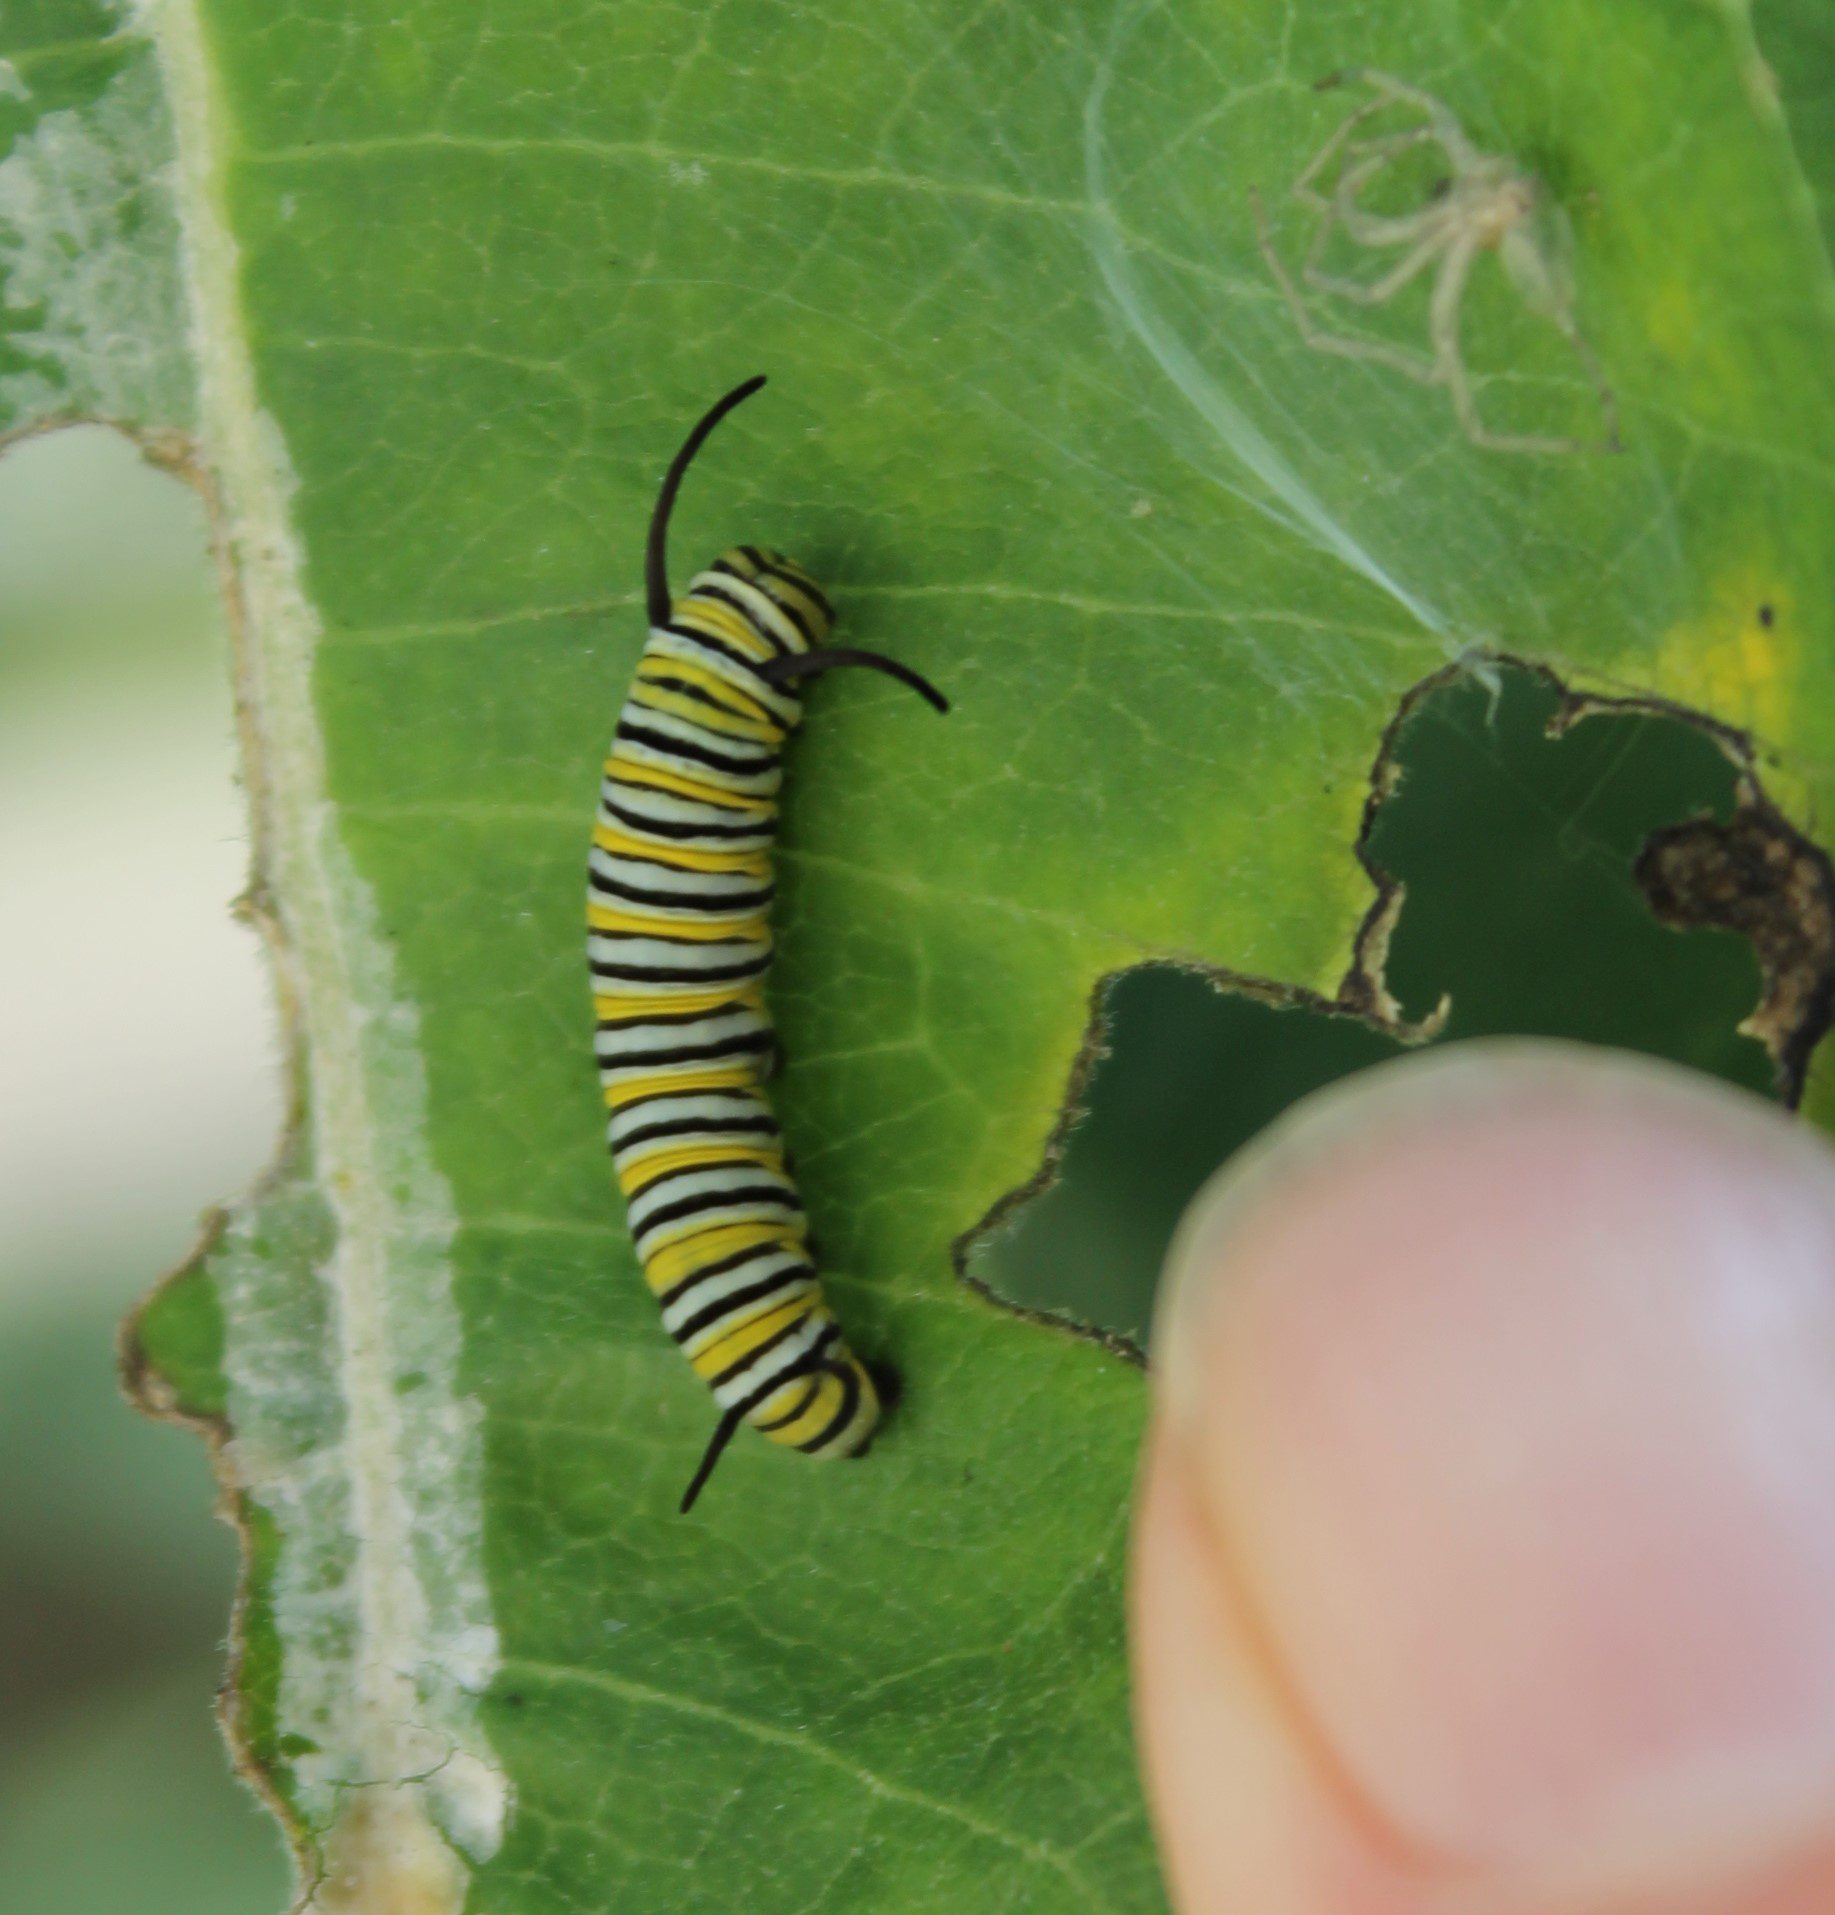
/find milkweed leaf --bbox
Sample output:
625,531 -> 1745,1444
5,0 -> 1833,1906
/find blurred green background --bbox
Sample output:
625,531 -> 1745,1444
0,426 -> 1783,1912
0,428 -> 289,1914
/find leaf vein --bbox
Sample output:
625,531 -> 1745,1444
499,1657 -> 1119,1907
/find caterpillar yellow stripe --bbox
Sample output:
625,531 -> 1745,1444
589,376 -> 948,1513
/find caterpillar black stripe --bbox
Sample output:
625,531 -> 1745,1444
589,376 -> 948,1514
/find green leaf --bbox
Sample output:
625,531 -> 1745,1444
1754,0 -> 1835,247
974,664 -> 1783,1346
7,0 -> 1833,1906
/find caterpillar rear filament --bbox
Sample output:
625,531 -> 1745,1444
589,376 -> 948,1513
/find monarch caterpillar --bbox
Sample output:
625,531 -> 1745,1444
590,376 -> 949,1513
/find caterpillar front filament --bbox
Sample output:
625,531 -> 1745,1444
589,376 -> 948,1514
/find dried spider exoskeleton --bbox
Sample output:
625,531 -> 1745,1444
1252,69 -> 1620,456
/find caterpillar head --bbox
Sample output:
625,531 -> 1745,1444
649,379 -> 948,716
707,544 -> 835,658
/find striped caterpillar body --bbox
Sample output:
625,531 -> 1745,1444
590,377 -> 948,1513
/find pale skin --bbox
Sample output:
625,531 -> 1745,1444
1131,1042 -> 1835,1912
1252,70 -> 1621,456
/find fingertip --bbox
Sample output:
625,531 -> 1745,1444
1132,1415 -> 1426,1914
1134,1042 -> 1835,1912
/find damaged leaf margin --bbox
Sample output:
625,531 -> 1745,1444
68,0 -> 513,1901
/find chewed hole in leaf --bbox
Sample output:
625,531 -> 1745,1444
968,661 -> 1809,1348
